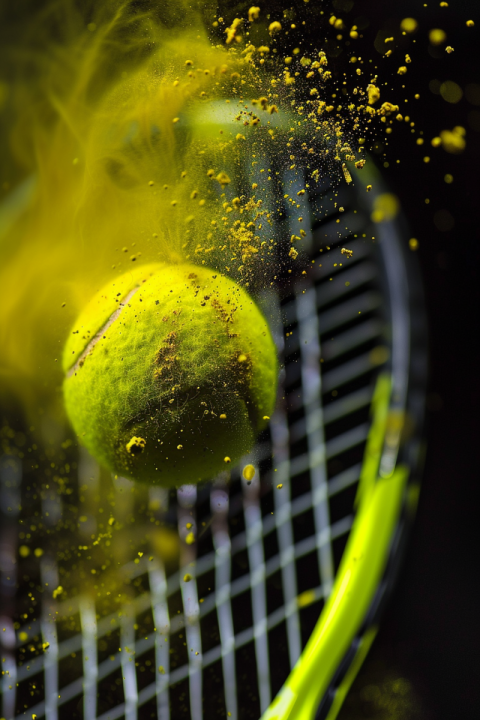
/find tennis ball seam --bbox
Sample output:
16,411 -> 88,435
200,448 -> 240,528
63,262 -> 165,373
66,285 -> 141,377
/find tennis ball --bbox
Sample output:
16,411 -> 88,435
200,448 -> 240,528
62,263 -> 278,486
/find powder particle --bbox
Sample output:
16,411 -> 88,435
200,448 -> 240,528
126,436 -> 146,455
429,28 -> 447,45
367,84 -> 381,105
242,464 -> 256,483
440,127 -> 466,153
268,22 -> 282,35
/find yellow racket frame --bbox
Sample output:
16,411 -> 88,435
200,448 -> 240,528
262,374 -> 409,720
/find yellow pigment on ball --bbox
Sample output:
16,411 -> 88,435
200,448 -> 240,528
63,263 -> 278,486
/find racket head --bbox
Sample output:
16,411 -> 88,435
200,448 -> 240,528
0,117 -> 427,720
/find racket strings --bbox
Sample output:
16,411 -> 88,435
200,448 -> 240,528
2,174 -> 392,719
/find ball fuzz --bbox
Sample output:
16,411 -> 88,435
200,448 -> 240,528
63,263 -> 278,486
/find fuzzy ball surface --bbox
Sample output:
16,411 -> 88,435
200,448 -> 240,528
63,263 -> 278,486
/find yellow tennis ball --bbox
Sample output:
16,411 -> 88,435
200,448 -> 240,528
62,263 -> 278,486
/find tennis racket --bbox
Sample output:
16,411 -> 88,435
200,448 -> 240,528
0,103 -> 427,720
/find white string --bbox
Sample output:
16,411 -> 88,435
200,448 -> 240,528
297,288 -> 334,597
40,557 -> 60,720
80,595 -> 98,720
120,611 -> 138,720
212,485 -> 238,720
149,563 -> 171,720
242,469 -> 271,713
